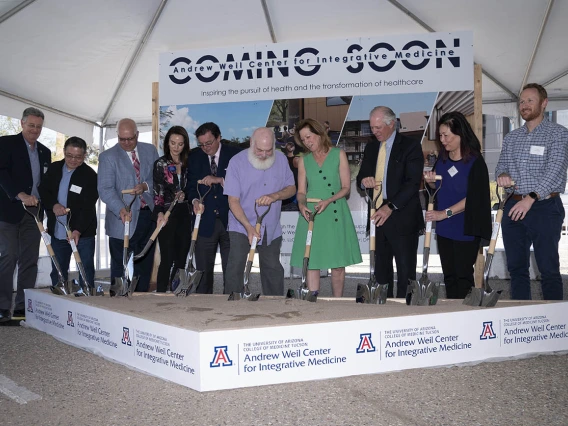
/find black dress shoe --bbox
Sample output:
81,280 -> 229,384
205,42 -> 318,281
12,309 -> 25,320
0,309 -> 11,323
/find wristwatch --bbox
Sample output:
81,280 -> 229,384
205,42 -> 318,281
445,209 -> 453,218
387,202 -> 396,211
528,192 -> 538,201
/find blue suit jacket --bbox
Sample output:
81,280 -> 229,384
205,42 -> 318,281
186,143 -> 241,237
0,133 -> 51,223
97,142 -> 159,239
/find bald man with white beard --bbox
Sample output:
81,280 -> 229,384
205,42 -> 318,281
224,128 -> 296,296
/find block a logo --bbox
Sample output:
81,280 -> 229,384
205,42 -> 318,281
210,346 -> 233,368
27,299 -> 33,313
480,321 -> 497,340
356,333 -> 376,353
121,327 -> 132,346
67,311 -> 74,327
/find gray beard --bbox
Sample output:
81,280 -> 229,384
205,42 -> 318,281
248,148 -> 276,170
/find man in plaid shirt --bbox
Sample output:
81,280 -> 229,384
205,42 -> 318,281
496,83 -> 568,300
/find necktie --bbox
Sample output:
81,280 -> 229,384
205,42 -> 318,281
131,150 -> 146,208
374,142 -> 386,206
210,155 -> 218,176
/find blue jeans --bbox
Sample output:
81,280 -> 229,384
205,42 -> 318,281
50,236 -> 96,288
502,197 -> 564,300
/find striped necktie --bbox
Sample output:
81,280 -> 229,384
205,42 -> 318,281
210,155 -> 218,176
131,150 -> 146,208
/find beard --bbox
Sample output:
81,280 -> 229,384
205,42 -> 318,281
520,107 -> 543,122
248,148 -> 276,170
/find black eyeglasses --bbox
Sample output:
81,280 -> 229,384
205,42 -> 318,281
65,153 -> 84,161
118,136 -> 137,143
198,140 -> 215,148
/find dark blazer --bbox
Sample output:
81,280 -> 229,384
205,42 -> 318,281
356,132 -> 425,235
0,133 -> 51,224
186,143 -> 241,238
38,160 -> 99,238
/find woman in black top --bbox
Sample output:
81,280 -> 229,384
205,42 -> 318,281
153,126 -> 191,292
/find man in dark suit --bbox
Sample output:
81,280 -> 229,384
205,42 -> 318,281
356,106 -> 424,298
98,118 -> 159,292
39,137 -> 98,291
0,107 -> 51,322
187,122 -> 240,293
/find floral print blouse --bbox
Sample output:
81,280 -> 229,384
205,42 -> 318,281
153,155 -> 187,215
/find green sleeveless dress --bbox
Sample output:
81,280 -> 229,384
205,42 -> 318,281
290,148 -> 362,269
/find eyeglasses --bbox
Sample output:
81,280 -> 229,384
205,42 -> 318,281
198,139 -> 215,149
118,136 -> 137,143
65,153 -> 84,161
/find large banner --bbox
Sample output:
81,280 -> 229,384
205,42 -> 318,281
158,32 -> 474,255
159,32 -> 473,104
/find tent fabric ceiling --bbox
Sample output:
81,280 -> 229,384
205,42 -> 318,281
0,0 -> 566,141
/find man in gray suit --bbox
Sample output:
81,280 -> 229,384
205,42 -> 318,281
98,118 -> 159,292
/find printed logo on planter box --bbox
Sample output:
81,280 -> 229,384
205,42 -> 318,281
27,299 -> 33,313
356,333 -> 376,353
122,327 -> 132,346
480,321 -> 497,340
67,311 -> 74,327
210,346 -> 233,368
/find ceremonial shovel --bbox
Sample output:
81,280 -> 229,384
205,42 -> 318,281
55,209 -> 103,296
109,189 -> 139,297
463,182 -> 514,307
406,175 -> 442,306
356,185 -> 388,304
228,203 -> 271,301
22,202 -> 80,296
173,182 -> 211,296
287,198 -> 321,302
133,191 -> 183,261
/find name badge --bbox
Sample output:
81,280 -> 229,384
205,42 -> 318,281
448,166 -> 458,177
530,145 -> 545,155
70,184 -> 82,194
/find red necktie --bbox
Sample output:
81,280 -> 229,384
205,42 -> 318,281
131,150 -> 146,208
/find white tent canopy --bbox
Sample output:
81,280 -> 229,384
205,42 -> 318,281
1,0 -> 567,144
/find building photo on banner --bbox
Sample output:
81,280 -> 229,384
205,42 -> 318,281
158,32 -> 473,255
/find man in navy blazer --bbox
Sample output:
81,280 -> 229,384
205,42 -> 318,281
98,118 -> 159,292
356,106 -> 425,299
187,122 -> 241,293
0,107 -> 51,322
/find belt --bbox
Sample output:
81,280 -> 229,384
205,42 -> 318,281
140,206 -> 150,211
511,192 -> 559,201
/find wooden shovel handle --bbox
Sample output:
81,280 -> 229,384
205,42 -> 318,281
247,223 -> 262,261
122,188 -> 137,194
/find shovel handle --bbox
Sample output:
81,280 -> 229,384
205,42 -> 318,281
64,229 -> 83,263
487,209 -> 503,254
192,213 -> 201,241
122,188 -> 137,194
307,198 -> 322,203
424,202 -> 434,248
150,209 -> 172,241
304,216 -> 315,257
247,223 -> 262,261
369,208 -> 376,251
36,222 -> 56,257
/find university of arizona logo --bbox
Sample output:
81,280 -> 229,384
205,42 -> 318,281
480,321 -> 497,340
122,327 -> 132,346
67,311 -> 74,327
356,333 -> 376,353
27,299 -> 33,313
210,346 -> 233,367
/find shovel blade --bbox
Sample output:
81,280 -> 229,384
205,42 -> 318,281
406,278 -> 434,306
127,276 -> 139,297
110,277 -> 129,297
50,282 -> 68,296
463,288 -> 483,306
173,268 -> 203,297
480,290 -> 502,308
90,285 -> 104,296
371,283 -> 389,305
355,283 -> 371,303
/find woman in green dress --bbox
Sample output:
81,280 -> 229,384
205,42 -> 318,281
291,119 -> 362,296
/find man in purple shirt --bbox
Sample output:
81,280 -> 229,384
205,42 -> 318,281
224,127 -> 296,296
